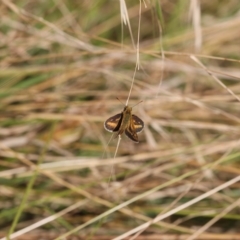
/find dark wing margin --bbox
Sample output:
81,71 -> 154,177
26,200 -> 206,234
132,115 -> 144,133
104,113 -> 122,132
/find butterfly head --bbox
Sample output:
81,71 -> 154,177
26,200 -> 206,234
124,106 -> 132,114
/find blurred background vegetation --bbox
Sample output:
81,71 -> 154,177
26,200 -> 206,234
1,0 -> 240,239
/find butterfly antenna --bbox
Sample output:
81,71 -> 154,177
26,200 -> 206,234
116,97 -> 125,106
131,100 -> 143,108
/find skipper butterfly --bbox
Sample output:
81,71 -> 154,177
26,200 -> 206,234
104,105 -> 144,143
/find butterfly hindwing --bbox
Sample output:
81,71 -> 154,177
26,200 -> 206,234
132,114 -> 144,133
125,119 -> 139,142
104,113 -> 123,132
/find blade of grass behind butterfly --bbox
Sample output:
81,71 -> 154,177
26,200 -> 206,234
119,0 -> 135,50
113,1 -> 144,187
126,0 -> 143,106
154,0 -> 165,97
189,0 -> 202,52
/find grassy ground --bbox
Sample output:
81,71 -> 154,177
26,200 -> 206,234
1,0 -> 240,239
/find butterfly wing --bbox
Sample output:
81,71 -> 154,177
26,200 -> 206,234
125,120 -> 139,143
132,115 -> 144,133
104,113 -> 123,132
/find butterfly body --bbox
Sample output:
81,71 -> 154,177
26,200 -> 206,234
104,106 -> 144,143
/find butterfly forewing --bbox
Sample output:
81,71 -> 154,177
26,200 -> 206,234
132,115 -> 144,133
104,113 -> 123,132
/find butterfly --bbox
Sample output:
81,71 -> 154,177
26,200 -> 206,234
104,105 -> 144,143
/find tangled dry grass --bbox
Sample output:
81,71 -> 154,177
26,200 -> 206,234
0,0 -> 240,239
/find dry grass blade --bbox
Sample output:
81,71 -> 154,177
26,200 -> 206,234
0,200 -> 87,240
113,175 -> 240,240
191,55 -> 240,102
119,0 -> 135,48
186,198 -> 240,240
189,0 -> 202,52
